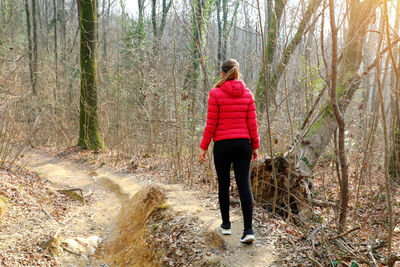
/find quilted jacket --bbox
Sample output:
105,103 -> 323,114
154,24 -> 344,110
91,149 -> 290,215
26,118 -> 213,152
200,80 -> 259,150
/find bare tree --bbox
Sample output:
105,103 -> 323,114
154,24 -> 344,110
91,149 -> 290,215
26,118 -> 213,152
24,0 -> 34,94
151,0 -> 172,46
255,0 -> 321,110
296,0 -> 377,175
216,0 -> 239,66
32,0 -> 38,95
53,0 -> 58,102
329,0 -> 348,232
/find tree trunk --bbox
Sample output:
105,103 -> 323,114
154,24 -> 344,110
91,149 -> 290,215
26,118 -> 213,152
221,0 -> 228,61
329,0 -> 348,232
32,0 -> 38,95
60,0 -> 67,87
255,0 -> 287,111
53,0 -> 58,102
0,0 -> 5,26
24,0 -> 34,94
151,0 -> 157,39
216,0 -> 222,66
77,0 -> 104,150
255,0 -> 320,111
136,0 -> 146,46
389,0 -> 400,182
296,0 -> 377,175
151,0 -> 172,48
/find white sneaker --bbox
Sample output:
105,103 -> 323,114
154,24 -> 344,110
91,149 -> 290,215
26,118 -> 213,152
240,234 -> 255,243
220,227 -> 232,235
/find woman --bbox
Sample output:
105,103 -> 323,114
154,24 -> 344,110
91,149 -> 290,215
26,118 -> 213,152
199,59 -> 259,243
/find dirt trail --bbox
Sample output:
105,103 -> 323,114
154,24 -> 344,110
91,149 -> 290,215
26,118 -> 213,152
22,149 -> 277,267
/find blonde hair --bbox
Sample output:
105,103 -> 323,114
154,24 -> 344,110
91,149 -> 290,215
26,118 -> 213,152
213,59 -> 240,88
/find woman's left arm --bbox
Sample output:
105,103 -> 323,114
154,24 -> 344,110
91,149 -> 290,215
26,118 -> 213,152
246,92 -> 260,150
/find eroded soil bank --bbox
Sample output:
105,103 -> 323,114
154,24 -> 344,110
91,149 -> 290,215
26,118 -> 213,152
0,148 -> 279,266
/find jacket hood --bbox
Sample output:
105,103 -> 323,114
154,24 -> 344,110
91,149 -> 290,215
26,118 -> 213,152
219,80 -> 245,97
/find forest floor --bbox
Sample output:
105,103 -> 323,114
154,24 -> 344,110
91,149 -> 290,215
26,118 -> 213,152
1,146 -> 399,266
0,147 -> 286,266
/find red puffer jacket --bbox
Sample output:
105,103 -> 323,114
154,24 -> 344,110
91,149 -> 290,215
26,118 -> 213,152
200,80 -> 259,150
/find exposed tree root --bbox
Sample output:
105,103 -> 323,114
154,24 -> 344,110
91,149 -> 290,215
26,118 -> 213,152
250,156 -> 314,223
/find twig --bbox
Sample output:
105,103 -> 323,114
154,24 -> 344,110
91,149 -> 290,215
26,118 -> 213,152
39,229 -> 60,251
305,252 -> 323,267
388,254 -> 400,267
60,244 -> 82,256
367,244 -> 378,267
359,241 -> 386,253
41,206 -> 60,225
311,199 -> 338,208
328,226 -> 360,241
306,221 -> 327,249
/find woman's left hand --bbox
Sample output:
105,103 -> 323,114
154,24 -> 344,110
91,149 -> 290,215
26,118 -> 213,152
251,149 -> 258,162
199,149 -> 207,163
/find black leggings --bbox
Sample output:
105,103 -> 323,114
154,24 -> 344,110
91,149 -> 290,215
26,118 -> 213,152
213,138 -> 253,231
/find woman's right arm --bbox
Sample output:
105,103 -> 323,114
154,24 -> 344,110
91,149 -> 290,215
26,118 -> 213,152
200,90 -> 218,151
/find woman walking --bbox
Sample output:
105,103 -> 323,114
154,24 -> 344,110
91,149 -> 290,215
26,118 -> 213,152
199,59 -> 259,243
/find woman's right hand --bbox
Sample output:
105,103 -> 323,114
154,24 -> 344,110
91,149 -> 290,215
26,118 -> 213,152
199,149 -> 207,163
251,149 -> 258,162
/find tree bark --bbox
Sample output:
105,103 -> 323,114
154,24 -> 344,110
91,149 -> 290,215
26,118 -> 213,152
389,0 -> 400,182
329,0 -> 348,233
255,0 -> 321,111
255,0 -> 287,111
270,0 -> 321,98
53,0 -> 58,102
151,0 -> 157,37
77,0 -> 104,150
296,0 -> 377,175
136,0 -> 146,45
32,0 -> 39,95
216,0 -> 239,67
24,0 -> 34,94
216,0 -> 222,66
221,0 -> 228,61
382,0 -> 394,257
151,0 -> 172,47
0,0 -> 5,26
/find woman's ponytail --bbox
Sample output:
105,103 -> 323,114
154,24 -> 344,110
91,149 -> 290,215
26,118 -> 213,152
213,59 -> 240,88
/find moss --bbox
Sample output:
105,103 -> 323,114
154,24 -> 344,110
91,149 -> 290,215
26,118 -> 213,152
307,104 -> 335,137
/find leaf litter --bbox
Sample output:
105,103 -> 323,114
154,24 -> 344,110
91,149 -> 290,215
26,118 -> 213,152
3,145 -> 400,266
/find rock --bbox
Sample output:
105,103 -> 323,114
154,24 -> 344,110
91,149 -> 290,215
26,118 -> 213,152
61,235 -> 102,256
57,188 -> 84,202
49,232 -> 63,256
